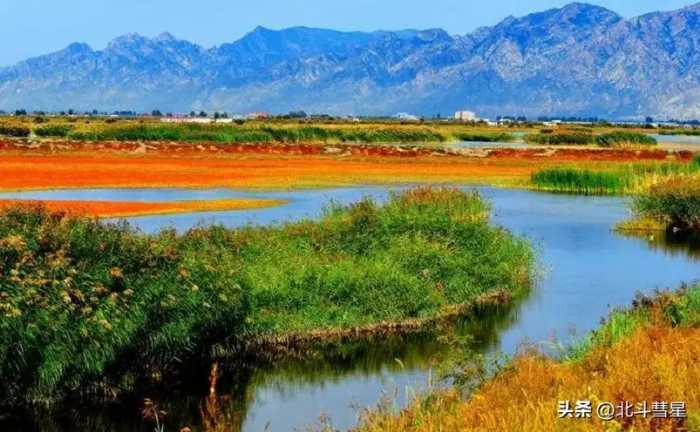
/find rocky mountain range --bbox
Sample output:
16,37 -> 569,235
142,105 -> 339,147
1,2 -> 699,119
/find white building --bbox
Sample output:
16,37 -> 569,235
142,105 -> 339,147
395,112 -> 420,121
161,117 -> 213,124
454,111 -> 477,122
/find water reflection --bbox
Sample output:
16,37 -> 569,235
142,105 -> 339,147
617,229 -> 700,262
7,302 -> 523,432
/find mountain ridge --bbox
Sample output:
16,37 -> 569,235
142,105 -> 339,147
1,2 -> 699,119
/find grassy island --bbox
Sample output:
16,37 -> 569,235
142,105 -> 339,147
0,187 -> 534,406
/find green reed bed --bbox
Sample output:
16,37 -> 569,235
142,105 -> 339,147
632,175 -> 700,232
454,132 -> 516,142
66,123 -> 448,144
595,131 -> 657,147
0,187 -> 534,405
531,168 -> 632,194
531,160 -> 700,195
0,125 -> 31,138
524,131 -> 657,147
33,125 -> 74,138
524,132 -> 595,146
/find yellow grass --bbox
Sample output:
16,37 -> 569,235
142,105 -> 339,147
615,216 -> 668,232
357,325 -> 700,432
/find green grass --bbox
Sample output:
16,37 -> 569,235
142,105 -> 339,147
633,175 -> 700,232
0,125 -> 31,138
524,131 -> 657,147
66,124 -> 448,144
455,132 -> 516,142
0,187 -> 534,405
595,131 -> 657,147
34,124 -> 74,138
531,161 -> 700,195
564,284 -> 700,361
531,168 -> 632,194
524,132 -> 595,145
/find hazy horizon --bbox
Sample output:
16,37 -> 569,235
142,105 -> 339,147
0,0 -> 696,67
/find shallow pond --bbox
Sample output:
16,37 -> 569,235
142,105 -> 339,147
1,186 -> 699,432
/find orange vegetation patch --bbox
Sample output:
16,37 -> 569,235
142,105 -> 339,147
0,198 -> 285,218
0,153 -> 537,190
0,143 -> 691,191
358,325 -> 700,432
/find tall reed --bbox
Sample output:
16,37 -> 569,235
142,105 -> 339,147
0,187 -> 534,405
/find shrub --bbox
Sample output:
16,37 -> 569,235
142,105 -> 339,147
633,175 -> 700,231
34,125 -> 73,138
0,125 -> 31,137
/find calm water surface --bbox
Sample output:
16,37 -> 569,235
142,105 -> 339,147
1,186 -> 698,432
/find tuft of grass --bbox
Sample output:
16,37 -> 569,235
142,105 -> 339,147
524,131 -> 657,147
455,132 -> 516,142
595,131 -> 657,147
0,187 -> 534,406
524,132 -> 595,146
531,168 -> 633,194
34,125 -> 74,138
633,175 -> 700,232
0,125 -> 31,138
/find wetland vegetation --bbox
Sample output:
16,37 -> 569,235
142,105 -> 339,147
632,175 -> 700,233
524,130 -> 657,147
0,115 -> 695,148
0,187 -> 534,407
531,158 -> 700,195
454,132 -> 516,142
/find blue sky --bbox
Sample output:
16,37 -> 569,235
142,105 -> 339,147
0,0 -> 695,66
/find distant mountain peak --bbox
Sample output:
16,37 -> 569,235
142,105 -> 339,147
560,2 -> 617,13
107,32 -> 149,48
65,42 -> 93,53
153,32 -> 176,42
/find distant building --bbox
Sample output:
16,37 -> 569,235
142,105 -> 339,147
454,111 -> 477,122
247,112 -> 270,120
395,112 -> 420,121
161,117 -> 213,124
542,120 -> 562,127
